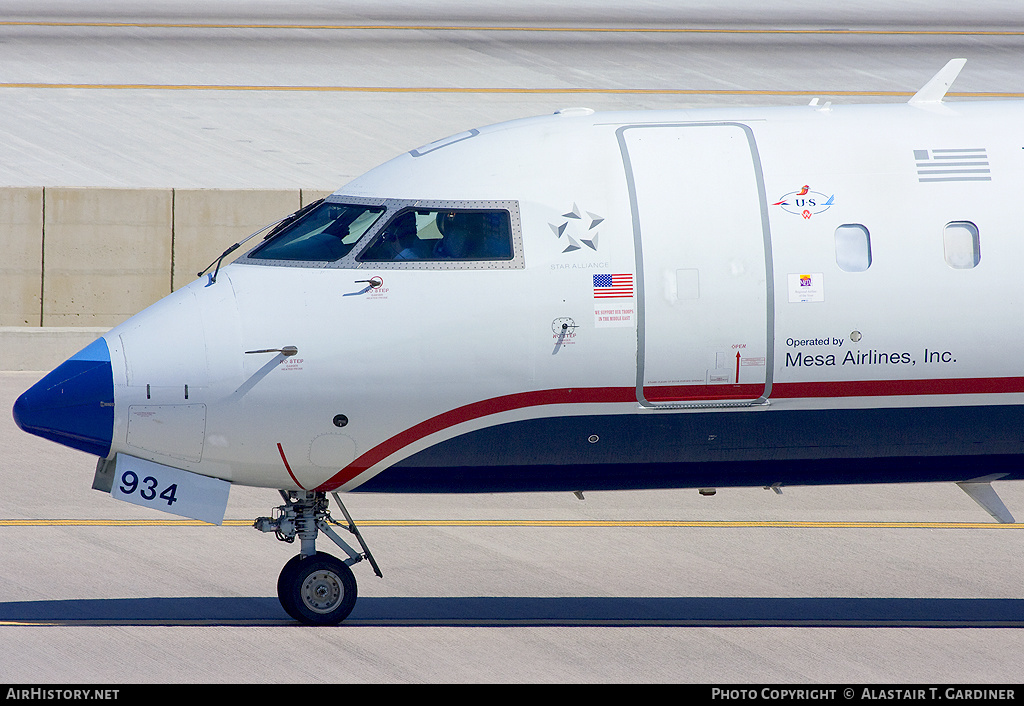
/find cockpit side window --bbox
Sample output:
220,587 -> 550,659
237,198 -> 522,270
357,208 -> 513,262
248,202 -> 385,262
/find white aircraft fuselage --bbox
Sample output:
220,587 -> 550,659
16,99 -> 1024,495
13,77 -> 1023,622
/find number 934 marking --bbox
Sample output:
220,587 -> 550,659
108,454 -> 231,525
118,470 -> 178,506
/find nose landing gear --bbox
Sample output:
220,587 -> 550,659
254,490 -> 381,625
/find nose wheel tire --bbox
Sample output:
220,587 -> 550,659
278,552 -> 358,625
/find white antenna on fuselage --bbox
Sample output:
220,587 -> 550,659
909,58 -> 967,105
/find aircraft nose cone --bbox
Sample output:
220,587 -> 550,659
13,337 -> 115,457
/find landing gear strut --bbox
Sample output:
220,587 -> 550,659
254,490 -> 381,625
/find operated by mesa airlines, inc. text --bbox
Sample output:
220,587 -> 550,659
784,336 -> 959,369
785,348 -> 957,368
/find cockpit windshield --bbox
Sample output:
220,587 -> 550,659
239,198 -> 523,270
358,208 -> 513,262
248,202 -> 385,262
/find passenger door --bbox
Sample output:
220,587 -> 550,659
618,123 -> 773,405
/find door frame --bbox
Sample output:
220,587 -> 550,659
615,122 -> 776,408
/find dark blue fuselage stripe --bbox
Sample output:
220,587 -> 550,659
354,404 -> 1024,492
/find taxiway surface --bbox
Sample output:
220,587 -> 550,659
2,0 -> 1024,188
3,0 -> 1024,684
3,369 -> 1024,683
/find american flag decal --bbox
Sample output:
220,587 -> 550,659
914,148 -> 991,183
593,273 -> 634,298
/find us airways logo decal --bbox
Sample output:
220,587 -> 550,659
773,185 -> 835,219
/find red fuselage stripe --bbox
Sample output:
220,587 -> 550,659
278,442 -> 305,490
318,387 -> 633,490
771,377 -> 1024,398
316,376 -> 1024,491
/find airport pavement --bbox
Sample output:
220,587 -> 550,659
3,371 -> 1024,683
2,1 -> 1024,189
3,0 -> 1024,685
7,0 -> 1024,363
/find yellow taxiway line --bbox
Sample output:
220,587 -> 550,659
1,518 -> 1019,528
0,83 -> 1020,99
2,21 -> 1024,36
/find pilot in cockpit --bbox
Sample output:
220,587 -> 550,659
384,211 -> 421,260
434,211 -> 471,258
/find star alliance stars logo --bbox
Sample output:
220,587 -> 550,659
549,203 -> 604,253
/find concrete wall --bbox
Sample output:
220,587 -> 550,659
0,327 -> 108,372
44,188 -> 174,327
0,188 -> 43,327
1,187 -> 334,369
171,189 -> 299,292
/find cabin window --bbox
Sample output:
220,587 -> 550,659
248,202 -> 385,262
943,221 -> 981,269
358,208 -> 513,262
834,224 -> 872,272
